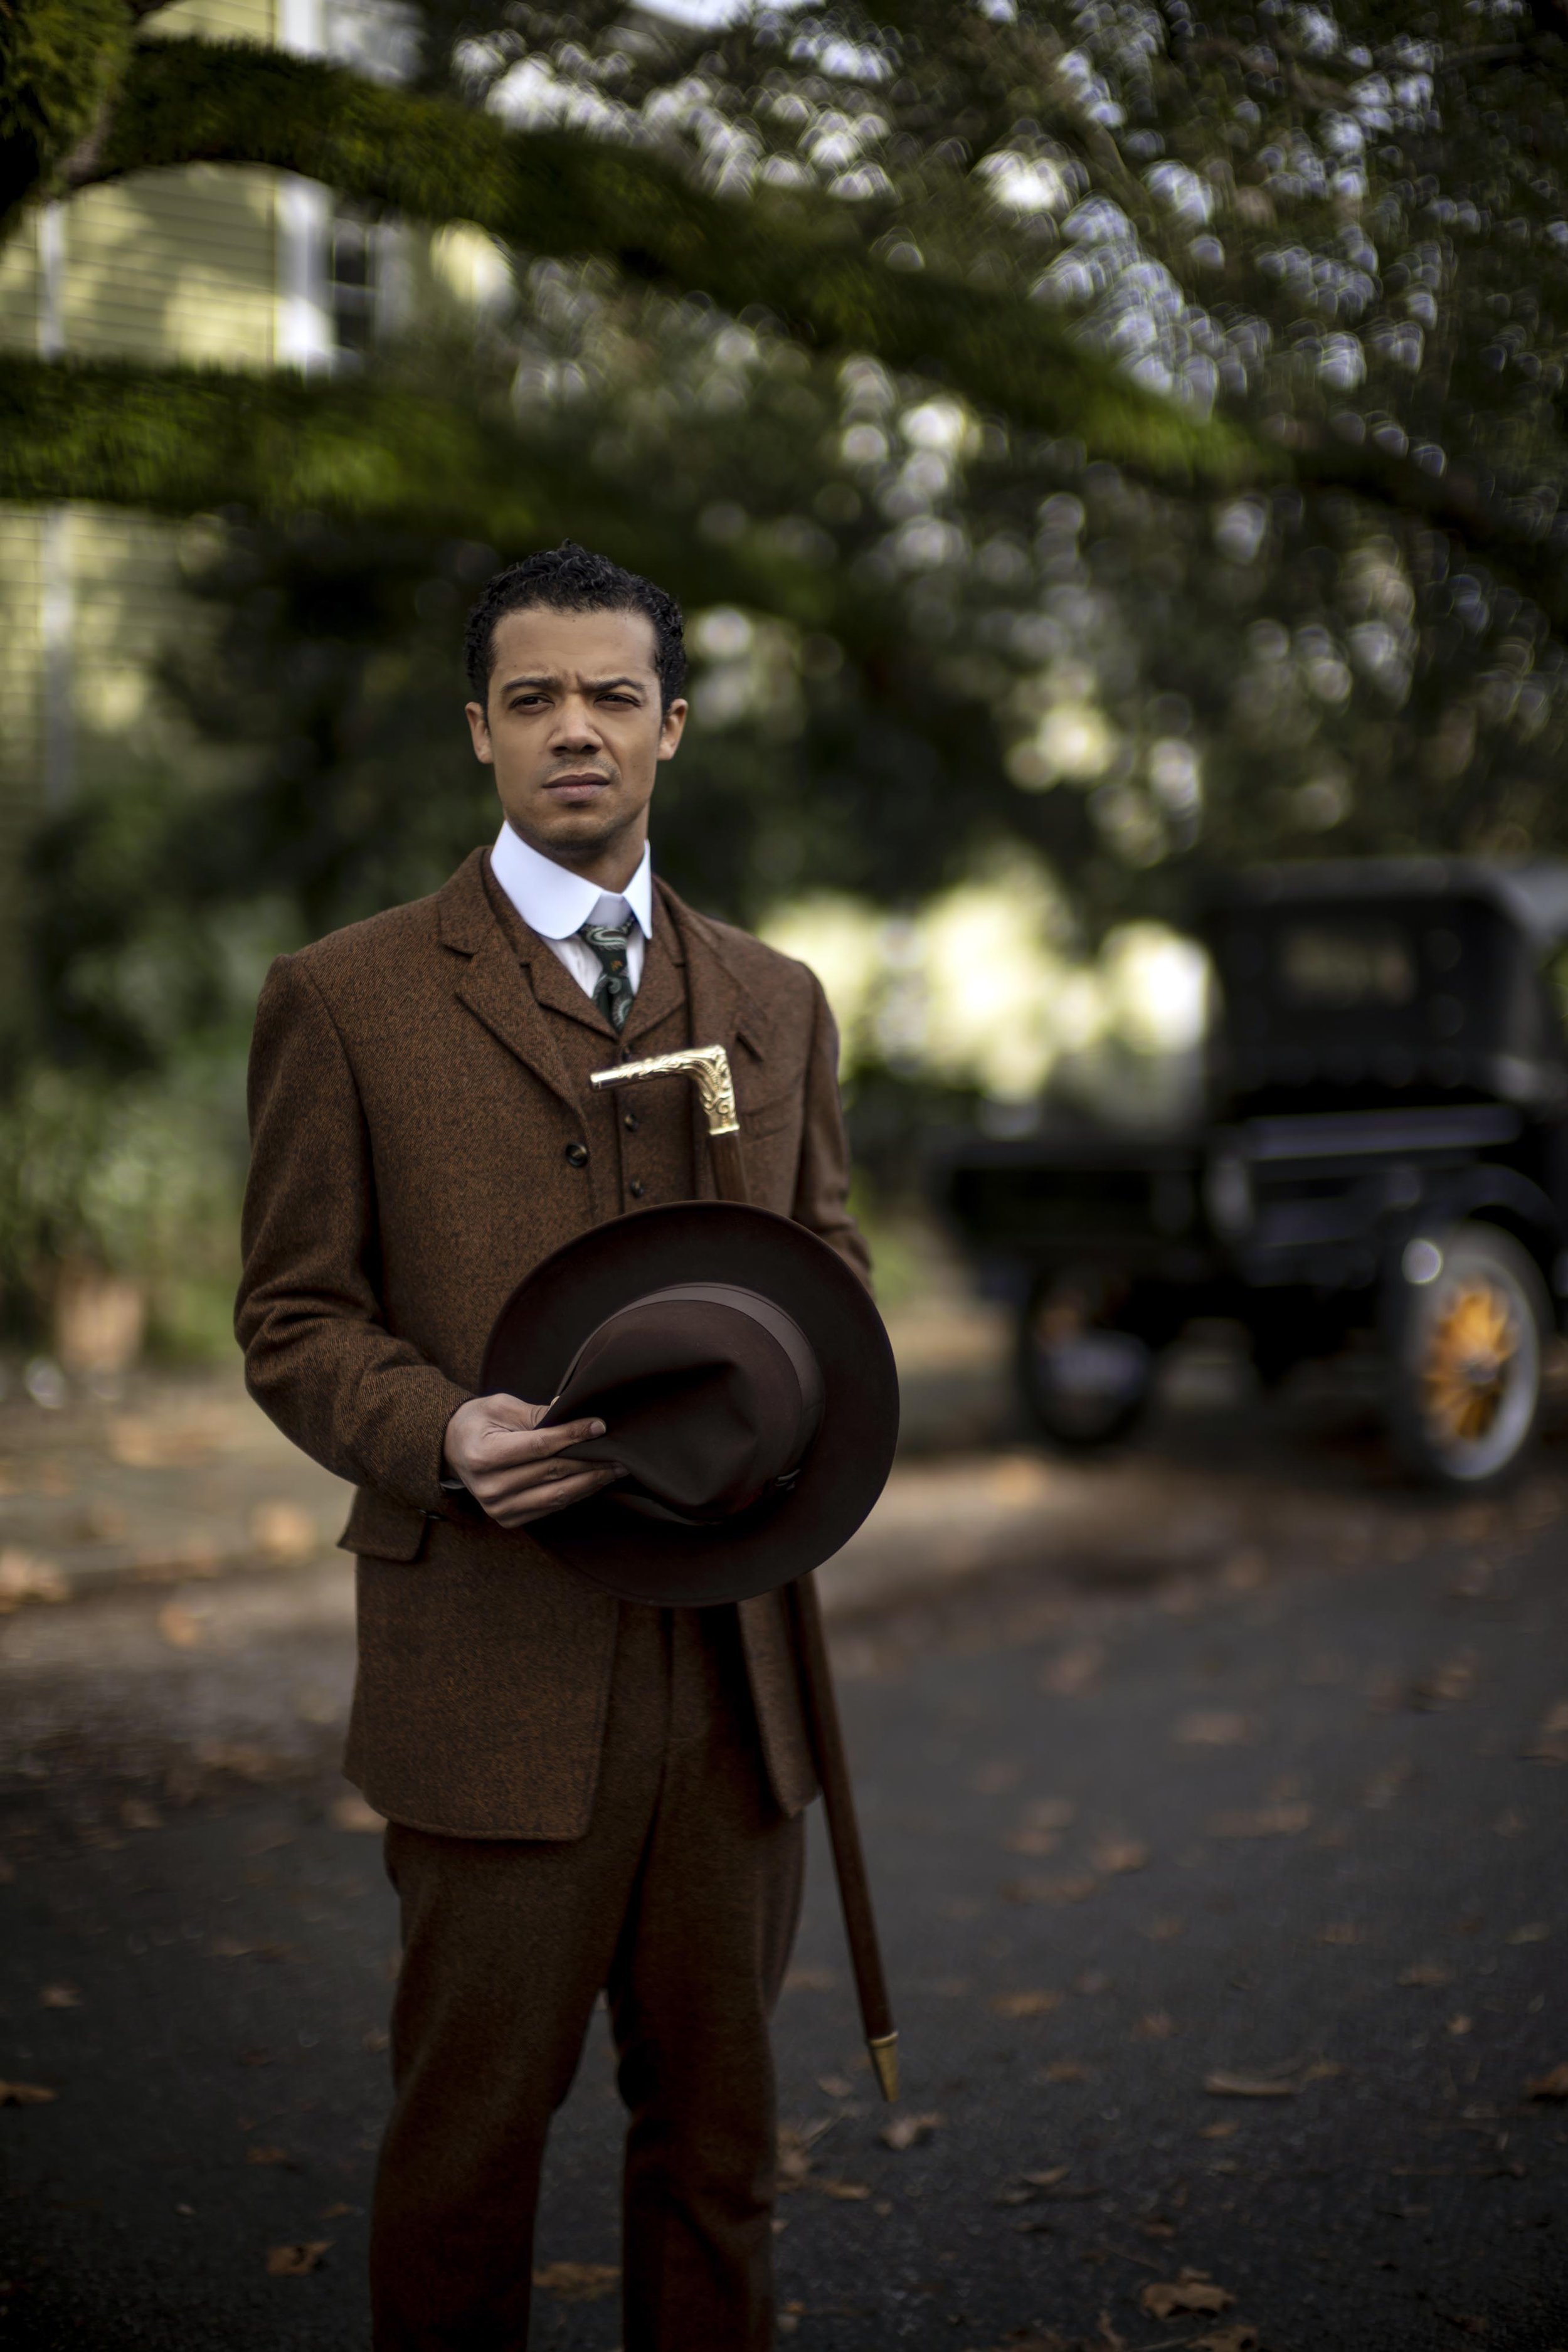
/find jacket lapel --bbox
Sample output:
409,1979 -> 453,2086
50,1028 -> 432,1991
438,850 -> 583,1121
660,882 -> 769,1201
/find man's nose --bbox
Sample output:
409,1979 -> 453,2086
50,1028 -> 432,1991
550,696 -> 606,752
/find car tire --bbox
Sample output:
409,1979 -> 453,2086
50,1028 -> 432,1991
1015,1271 -> 1157,1451
1387,1222 -> 1549,1491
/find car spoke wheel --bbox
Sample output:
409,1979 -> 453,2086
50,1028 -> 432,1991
1391,1225 -> 1547,1490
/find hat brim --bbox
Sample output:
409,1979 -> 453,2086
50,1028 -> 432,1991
480,1202 -> 899,1606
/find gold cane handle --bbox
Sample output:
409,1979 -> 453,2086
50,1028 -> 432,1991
591,1044 -> 738,1137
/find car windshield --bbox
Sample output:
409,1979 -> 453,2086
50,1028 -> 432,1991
1277,922 -> 1417,1011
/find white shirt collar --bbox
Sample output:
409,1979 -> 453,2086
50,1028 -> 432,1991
490,822 -> 654,942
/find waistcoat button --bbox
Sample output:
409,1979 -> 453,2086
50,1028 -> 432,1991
623,1111 -> 639,1133
564,1142 -> 589,1167
628,1177 -> 645,1199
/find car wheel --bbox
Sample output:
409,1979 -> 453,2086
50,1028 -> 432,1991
1016,1271 -> 1157,1451
1388,1223 -> 1548,1491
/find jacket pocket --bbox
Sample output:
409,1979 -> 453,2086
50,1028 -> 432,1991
739,1086 -> 800,1142
339,1486 -> 430,1563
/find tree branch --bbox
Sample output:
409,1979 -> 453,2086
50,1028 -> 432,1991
0,352 -> 898,644
82,36 -> 1255,488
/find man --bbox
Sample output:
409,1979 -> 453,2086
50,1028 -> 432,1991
236,542 -> 869,2349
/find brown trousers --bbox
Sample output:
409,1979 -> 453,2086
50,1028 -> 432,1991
369,1602 -> 805,2350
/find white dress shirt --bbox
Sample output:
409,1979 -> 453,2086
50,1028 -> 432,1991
489,822 -> 652,1002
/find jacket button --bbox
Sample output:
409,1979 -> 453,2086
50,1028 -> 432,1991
565,1142 -> 589,1167
628,1177 -> 645,1199
623,1111 -> 639,1133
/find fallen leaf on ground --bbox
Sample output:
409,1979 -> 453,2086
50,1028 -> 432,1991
532,2262 -> 619,2302
1022,2165 -> 1071,2189
1022,1797 -> 1076,1831
1140,1915 -> 1185,1942
1002,1826 -> 1062,1857
1448,2015 -> 1473,2037
817,2177 -> 871,2200
0,2082 -> 56,2105
1410,1657 -> 1477,1709
1093,2311 -> 1126,2350
246,2146 -> 297,2168
1135,2011 -> 1177,2040
1090,1838 -> 1150,1875
250,1502 -> 319,1563
319,2202 -> 359,2219
1508,1924 -> 1550,1945
1204,2071 -> 1298,2098
782,1966 -> 835,1993
1525,1700 -> 1568,1762
1200,2121 -> 1239,2139
1000,1873 -> 1100,1906
1318,1922 -> 1364,1946
209,1936 -> 290,1961
1194,2327 -> 1260,2352
0,1550 -> 71,1608
329,1793 -> 385,1834
990,1990 -> 1062,2020
1140,2271 -> 1236,2319
39,1984 -> 79,2009
194,1740 -> 285,1781
157,1602 -> 205,1651
1208,1803 -> 1313,1838
267,2242 -> 330,2275
816,2074 -> 854,2098
1039,2059 -> 1091,2084
1526,2063 -> 1568,2099
120,1799 -> 162,1832
1398,1961 -> 1452,1987
1173,1710 -> 1253,1747
880,2112 -> 940,2151
363,2028 -> 389,2052
1041,1643 -> 1105,1697
1363,1759 -> 1415,1808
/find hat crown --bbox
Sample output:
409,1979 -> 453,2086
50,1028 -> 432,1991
546,1284 -> 824,1523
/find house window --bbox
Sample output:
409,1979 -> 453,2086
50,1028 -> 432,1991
329,208 -> 378,359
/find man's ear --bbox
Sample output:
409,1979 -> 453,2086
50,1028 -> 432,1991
657,697 -> 689,761
464,699 -> 495,765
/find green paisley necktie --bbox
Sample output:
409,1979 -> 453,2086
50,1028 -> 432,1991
578,919 -> 637,1032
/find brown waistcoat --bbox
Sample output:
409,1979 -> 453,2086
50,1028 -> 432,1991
235,847 -> 868,1838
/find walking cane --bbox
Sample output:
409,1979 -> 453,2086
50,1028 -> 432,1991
591,1045 -> 900,2102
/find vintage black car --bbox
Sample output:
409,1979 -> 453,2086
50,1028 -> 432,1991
938,859 -> 1568,1490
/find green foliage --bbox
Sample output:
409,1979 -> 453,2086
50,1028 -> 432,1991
87,34 -> 1248,484
0,0 -> 130,229
0,1061 -> 240,1326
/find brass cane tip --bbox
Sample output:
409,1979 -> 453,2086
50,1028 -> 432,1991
868,2032 -> 899,2105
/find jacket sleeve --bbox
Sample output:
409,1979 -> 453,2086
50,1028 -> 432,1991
235,954 -> 472,1514
790,972 -> 874,1290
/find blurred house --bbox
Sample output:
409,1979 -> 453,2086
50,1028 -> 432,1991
0,0 -> 413,978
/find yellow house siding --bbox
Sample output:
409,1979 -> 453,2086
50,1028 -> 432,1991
0,208 -> 45,355
60,169 -> 278,369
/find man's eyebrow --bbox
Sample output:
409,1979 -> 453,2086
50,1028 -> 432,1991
498,672 -> 649,694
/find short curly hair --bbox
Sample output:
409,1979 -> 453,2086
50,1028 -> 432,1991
464,543 -> 687,711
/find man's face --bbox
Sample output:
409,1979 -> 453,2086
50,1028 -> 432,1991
465,603 -> 686,876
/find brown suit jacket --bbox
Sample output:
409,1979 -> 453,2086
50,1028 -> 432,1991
235,847 -> 869,1838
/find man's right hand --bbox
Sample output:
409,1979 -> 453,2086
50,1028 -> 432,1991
442,1395 -> 623,1528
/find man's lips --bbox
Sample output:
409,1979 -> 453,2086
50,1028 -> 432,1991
544,771 -> 614,796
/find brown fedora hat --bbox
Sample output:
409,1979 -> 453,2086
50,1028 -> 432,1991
480,1202 -> 899,1606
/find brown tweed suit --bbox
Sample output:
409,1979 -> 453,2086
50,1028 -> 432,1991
236,845 -> 869,2349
